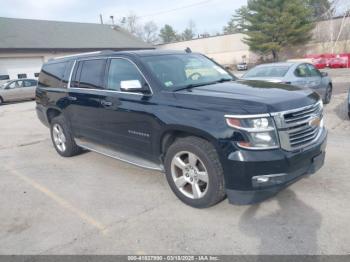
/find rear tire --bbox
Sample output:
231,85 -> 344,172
164,136 -> 226,208
323,84 -> 332,104
0,96 -> 3,105
50,115 -> 82,157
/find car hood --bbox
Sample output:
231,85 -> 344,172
174,80 -> 319,114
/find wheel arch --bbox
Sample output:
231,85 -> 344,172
159,125 -> 221,160
46,107 -> 63,124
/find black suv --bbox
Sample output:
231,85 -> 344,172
36,50 -> 327,208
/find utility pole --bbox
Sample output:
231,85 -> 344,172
99,14 -> 103,24
110,15 -> 115,25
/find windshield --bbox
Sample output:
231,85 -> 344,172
141,54 -> 235,90
244,65 -> 290,78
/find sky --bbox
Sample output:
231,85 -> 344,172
0,0 -> 247,34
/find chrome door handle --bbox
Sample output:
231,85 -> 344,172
67,96 -> 77,101
101,100 -> 113,107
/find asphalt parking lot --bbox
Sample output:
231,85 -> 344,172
0,70 -> 350,255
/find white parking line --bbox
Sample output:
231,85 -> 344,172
5,166 -> 108,235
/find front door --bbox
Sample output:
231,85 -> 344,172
4,80 -> 24,101
97,58 -> 155,159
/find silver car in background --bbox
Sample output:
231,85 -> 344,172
0,79 -> 37,105
241,62 -> 333,104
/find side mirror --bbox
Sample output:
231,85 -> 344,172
321,72 -> 328,77
120,80 -> 149,93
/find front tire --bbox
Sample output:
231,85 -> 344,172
50,115 -> 82,157
164,137 -> 226,208
0,96 -> 3,105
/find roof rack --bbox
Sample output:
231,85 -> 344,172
51,50 -> 115,60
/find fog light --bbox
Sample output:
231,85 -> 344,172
252,173 -> 287,188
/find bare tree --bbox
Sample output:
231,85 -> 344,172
119,13 -> 143,39
143,21 -> 159,44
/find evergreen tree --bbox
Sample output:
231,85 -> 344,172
182,21 -> 196,41
159,24 -> 178,43
240,0 -> 315,61
223,6 -> 249,34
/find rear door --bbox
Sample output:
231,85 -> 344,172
306,64 -> 322,90
66,59 -> 108,140
23,80 -> 37,99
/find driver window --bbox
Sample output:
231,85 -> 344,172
107,59 -> 146,91
8,82 -> 18,89
295,64 -> 310,77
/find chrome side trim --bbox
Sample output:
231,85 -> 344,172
75,138 -> 164,172
67,60 -> 76,90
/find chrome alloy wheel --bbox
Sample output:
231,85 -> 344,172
170,151 -> 209,199
52,123 -> 66,152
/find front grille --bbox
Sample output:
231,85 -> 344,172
284,103 -> 322,124
273,102 -> 323,151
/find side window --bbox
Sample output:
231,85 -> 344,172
24,80 -> 36,87
8,82 -> 16,89
107,59 -> 146,91
307,64 -> 321,77
295,64 -> 310,77
9,81 -> 23,88
78,59 -> 106,89
39,62 -> 67,88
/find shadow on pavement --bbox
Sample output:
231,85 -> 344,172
239,189 -> 322,257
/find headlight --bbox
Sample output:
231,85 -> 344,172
225,115 -> 279,150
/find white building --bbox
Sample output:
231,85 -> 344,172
0,17 -> 152,81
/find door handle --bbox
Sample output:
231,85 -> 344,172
67,96 -> 77,101
101,100 -> 113,107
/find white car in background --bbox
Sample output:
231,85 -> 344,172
0,79 -> 37,105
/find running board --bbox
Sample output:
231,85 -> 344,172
75,138 -> 164,172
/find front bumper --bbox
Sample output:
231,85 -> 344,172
224,129 -> 327,205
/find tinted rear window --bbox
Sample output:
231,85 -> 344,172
75,59 -> 106,89
39,62 -> 68,88
244,66 -> 290,78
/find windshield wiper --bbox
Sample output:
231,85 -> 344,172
215,78 -> 232,83
174,78 -> 233,92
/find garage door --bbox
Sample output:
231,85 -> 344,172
0,57 -> 44,80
